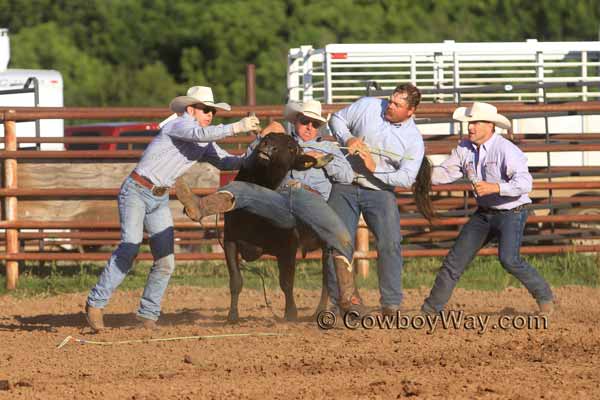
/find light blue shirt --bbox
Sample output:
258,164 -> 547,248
281,133 -> 354,200
244,131 -> 353,200
432,133 -> 532,209
135,112 -> 242,187
329,97 -> 425,191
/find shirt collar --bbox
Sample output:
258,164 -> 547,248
469,133 -> 499,152
480,133 -> 499,151
291,128 -> 321,144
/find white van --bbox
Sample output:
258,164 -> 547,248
0,28 -> 64,150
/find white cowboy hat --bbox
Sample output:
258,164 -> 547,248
284,100 -> 327,124
452,102 -> 511,130
169,86 -> 231,113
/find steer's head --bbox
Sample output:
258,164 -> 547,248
239,133 -> 319,189
255,133 -> 316,169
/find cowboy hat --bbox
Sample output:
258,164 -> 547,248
284,100 -> 327,124
169,86 -> 231,113
452,102 -> 511,130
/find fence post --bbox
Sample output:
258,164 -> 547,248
355,215 -> 369,278
3,110 -> 19,289
246,64 -> 256,107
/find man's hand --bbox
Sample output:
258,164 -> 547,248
357,148 -> 376,172
232,116 -> 261,134
346,138 -> 375,172
473,181 -> 500,197
346,137 -> 365,155
260,121 -> 286,137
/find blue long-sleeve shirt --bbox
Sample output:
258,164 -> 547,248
281,134 -> 354,200
244,131 -> 353,200
328,96 -> 425,191
432,134 -> 532,209
135,113 -> 242,187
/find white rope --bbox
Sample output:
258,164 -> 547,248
298,141 -> 413,160
57,332 -> 287,349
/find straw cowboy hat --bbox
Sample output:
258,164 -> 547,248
284,100 -> 327,124
169,86 -> 231,113
452,102 -> 511,130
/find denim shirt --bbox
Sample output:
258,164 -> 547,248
432,134 -> 532,209
281,133 -> 354,200
135,112 -> 242,187
244,132 -> 353,200
329,96 -> 425,191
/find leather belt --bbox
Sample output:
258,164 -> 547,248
130,171 -> 169,196
477,204 -> 528,214
281,181 -> 320,196
300,184 -> 320,196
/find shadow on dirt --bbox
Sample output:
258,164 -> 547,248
0,305 -> 318,333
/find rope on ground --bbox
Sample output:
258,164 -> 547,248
239,262 -> 279,319
57,332 -> 287,349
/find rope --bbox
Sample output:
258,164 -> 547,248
57,332 -> 286,349
211,213 -> 279,320
239,263 -> 279,319
337,145 -> 413,160
298,141 -> 413,160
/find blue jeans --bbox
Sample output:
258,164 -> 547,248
423,208 -> 554,312
325,183 -> 403,307
221,181 -> 353,261
87,176 -> 175,321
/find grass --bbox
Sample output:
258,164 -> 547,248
1,253 -> 598,298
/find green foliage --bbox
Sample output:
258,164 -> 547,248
1,0 -> 599,106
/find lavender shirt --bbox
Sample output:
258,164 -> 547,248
432,134 -> 532,209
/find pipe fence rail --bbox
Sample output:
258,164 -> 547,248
2,103 -> 600,288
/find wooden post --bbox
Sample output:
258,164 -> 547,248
355,214 -> 369,278
245,64 -> 256,107
3,110 -> 19,289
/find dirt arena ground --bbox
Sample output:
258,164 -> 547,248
0,285 -> 599,399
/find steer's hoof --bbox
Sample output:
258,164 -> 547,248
284,309 -> 298,322
226,311 -> 240,324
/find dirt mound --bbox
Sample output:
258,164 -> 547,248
0,286 -> 599,399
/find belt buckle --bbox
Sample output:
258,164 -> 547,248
152,186 -> 168,196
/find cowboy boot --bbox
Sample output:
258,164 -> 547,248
175,178 -> 235,221
175,177 -> 202,221
333,254 -> 367,315
85,304 -> 105,333
135,315 -> 160,331
537,299 -> 556,317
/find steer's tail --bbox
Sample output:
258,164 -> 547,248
413,156 -> 436,223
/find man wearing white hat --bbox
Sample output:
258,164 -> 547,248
421,102 -> 555,316
176,100 -> 365,313
281,100 -> 362,311
280,100 -> 353,200
85,86 -> 260,332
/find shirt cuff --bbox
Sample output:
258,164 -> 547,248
498,182 -> 512,196
224,124 -> 235,136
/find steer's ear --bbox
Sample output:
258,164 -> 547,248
293,155 -> 318,171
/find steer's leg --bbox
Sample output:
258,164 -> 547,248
224,240 -> 243,323
277,246 -> 298,321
